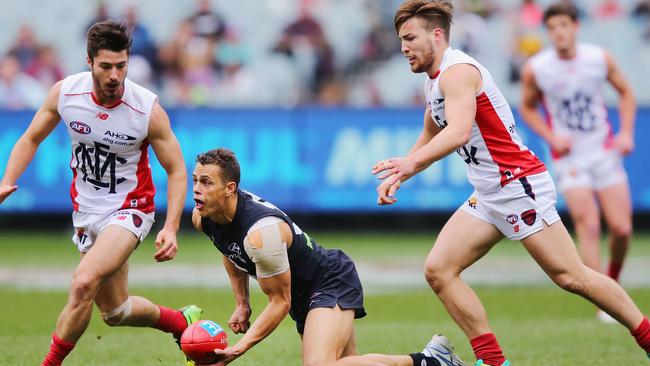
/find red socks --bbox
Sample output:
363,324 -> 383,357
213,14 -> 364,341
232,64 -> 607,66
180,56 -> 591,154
153,305 -> 187,337
607,261 -> 623,282
470,333 -> 506,366
41,333 -> 75,366
632,317 -> 650,354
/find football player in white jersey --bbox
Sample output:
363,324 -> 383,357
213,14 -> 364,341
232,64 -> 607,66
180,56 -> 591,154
519,3 -> 636,323
0,21 -> 201,366
372,1 -> 650,365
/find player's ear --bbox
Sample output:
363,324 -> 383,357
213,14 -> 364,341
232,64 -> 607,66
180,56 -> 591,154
225,182 -> 237,196
86,56 -> 92,70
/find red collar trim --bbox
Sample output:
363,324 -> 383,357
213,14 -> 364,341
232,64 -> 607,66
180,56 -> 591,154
429,69 -> 441,79
91,92 -> 123,109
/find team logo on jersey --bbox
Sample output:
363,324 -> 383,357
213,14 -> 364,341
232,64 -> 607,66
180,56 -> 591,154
506,214 -> 519,224
521,209 -> 537,226
96,112 -> 109,120
70,121 -> 91,134
74,141 -> 127,193
132,214 -> 143,228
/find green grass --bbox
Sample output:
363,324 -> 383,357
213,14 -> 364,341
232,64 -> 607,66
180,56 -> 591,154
2,230 -> 650,267
1,286 -> 649,365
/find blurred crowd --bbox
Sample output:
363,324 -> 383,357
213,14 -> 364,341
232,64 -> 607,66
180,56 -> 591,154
1,0 -> 650,110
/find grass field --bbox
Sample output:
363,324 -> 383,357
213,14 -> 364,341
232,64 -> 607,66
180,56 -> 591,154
1,231 -> 650,365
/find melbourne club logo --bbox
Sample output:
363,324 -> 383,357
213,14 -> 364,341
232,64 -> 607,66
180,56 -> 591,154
521,209 -> 537,226
74,141 -> 127,193
132,214 -> 143,228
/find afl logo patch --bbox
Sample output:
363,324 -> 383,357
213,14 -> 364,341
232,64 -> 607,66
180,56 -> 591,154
132,214 -> 143,228
521,209 -> 537,226
70,121 -> 91,134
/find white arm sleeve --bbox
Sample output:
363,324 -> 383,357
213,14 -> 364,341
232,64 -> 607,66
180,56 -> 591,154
243,216 -> 290,278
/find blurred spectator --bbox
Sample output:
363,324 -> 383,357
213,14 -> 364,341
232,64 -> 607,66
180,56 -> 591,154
0,55 -> 47,110
24,45 -> 65,88
594,0 -> 624,20
187,0 -> 227,41
273,0 -> 335,100
461,0 -> 499,19
633,0 -> 650,41
7,25 -> 40,69
123,5 -> 157,68
353,1 -> 400,74
519,0 -> 543,28
508,0 -> 544,83
86,2 -> 110,32
453,9 -> 490,61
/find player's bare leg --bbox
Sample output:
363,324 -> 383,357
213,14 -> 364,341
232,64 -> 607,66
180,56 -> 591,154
55,225 -> 138,342
563,187 -> 602,273
596,182 -> 632,282
424,210 -> 502,339
521,221 -> 643,328
93,260 -> 161,327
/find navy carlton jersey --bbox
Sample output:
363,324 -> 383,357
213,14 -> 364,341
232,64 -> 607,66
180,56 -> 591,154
201,189 -> 330,297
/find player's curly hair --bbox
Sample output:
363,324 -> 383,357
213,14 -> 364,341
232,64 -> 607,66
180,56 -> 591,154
87,21 -> 132,62
394,0 -> 454,42
196,148 -> 241,186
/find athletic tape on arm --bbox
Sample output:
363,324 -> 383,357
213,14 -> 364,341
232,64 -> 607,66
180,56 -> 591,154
243,216 -> 290,278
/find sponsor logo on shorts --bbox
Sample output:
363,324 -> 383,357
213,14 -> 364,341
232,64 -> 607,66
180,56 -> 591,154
506,214 -> 519,224
521,209 -> 537,226
70,121 -> 91,134
467,197 -> 477,209
132,214 -> 143,228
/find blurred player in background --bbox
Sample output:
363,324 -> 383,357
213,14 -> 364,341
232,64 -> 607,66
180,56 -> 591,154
0,21 -> 201,366
192,148 -> 465,366
519,3 -> 636,322
373,0 -> 650,365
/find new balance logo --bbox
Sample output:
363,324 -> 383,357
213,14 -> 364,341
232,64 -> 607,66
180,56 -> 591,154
96,112 -> 109,120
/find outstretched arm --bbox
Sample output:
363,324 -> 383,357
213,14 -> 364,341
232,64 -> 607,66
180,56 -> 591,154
149,102 -> 187,261
519,63 -> 571,156
0,81 -> 62,204
605,51 -> 636,155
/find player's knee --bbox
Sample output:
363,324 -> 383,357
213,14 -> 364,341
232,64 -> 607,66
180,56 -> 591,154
574,215 -> 600,238
552,271 -> 586,294
101,298 -> 133,327
423,263 -> 451,293
609,221 -> 632,241
69,273 -> 100,303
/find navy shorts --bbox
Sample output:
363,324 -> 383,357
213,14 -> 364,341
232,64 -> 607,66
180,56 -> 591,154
290,249 -> 366,334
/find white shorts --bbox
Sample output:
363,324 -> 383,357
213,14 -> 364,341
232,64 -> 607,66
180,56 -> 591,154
71,209 -> 155,252
460,171 -> 561,240
552,148 -> 627,192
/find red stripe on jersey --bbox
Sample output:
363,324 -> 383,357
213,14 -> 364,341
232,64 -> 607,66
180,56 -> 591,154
475,93 -> 546,186
69,153 -> 79,211
120,140 -> 156,213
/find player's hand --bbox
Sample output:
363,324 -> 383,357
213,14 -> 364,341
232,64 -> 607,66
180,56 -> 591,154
614,132 -> 634,155
550,135 -> 572,156
372,157 -> 416,186
210,346 -> 241,365
153,227 -> 178,262
228,305 -> 251,334
376,176 -> 401,205
0,184 -> 18,204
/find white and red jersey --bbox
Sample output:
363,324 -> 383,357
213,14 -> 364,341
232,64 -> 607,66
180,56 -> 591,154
57,71 -> 157,214
529,43 -> 611,159
425,47 -> 545,193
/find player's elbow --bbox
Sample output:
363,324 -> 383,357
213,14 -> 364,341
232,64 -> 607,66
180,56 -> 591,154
452,128 -> 472,148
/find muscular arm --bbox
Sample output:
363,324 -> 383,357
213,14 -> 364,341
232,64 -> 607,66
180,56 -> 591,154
149,102 -> 187,232
406,64 -> 478,179
0,82 -> 62,202
605,51 -> 636,154
519,63 -> 556,145
408,107 -> 442,154
226,221 -> 293,359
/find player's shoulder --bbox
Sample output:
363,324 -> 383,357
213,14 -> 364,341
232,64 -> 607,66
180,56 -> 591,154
122,77 -> 158,115
577,42 -> 607,61
528,48 -> 555,67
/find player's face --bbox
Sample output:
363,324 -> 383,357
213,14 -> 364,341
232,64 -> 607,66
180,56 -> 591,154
398,17 -> 436,74
88,49 -> 128,101
192,163 -> 230,218
545,15 -> 578,53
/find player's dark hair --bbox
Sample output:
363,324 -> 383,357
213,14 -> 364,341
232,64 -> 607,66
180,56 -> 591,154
543,3 -> 578,24
196,148 -> 241,186
86,21 -> 132,62
394,0 -> 454,42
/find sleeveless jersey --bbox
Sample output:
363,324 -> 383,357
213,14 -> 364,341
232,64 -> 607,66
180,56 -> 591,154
425,47 -> 545,193
201,189 -> 330,298
57,72 -> 157,214
529,43 -> 611,159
